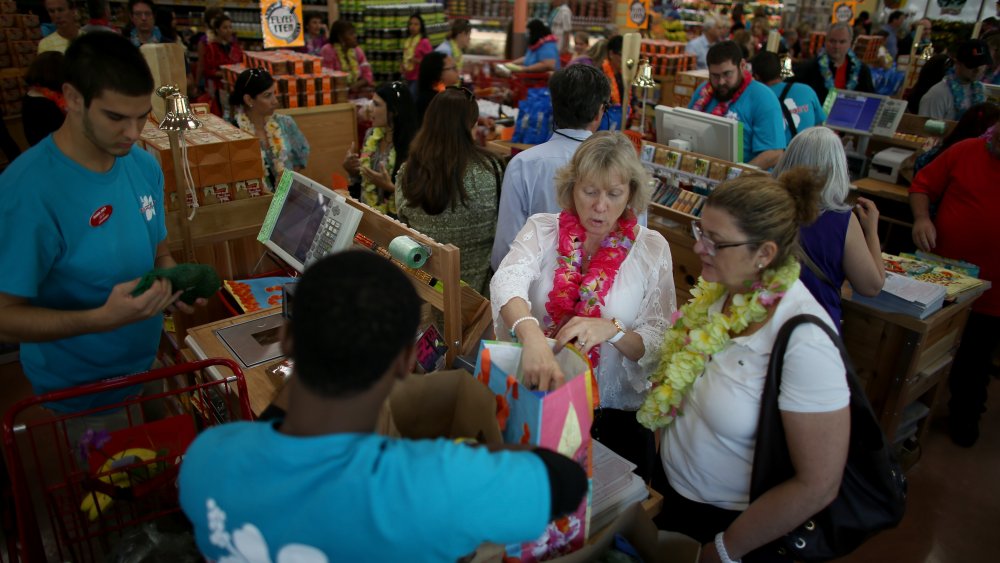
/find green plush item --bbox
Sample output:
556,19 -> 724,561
131,264 -> 222,305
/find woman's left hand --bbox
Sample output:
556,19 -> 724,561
554,317 -> 620,356
361,166 -> 394,192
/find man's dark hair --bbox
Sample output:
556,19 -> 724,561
291,251 -> 421,398
750,51 -> 780,83
549,64 -> 610,129
127,0 -> 153,14
26,51 -> 65,91
888,10 -> 905,24
527,19 -> 551,46
607,34 -> 622,55
707,40 -> 744,67
63,32 -> 154,106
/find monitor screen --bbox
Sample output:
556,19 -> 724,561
825,91 -> 883,134
268,180 -> 330,268
655,106 -> 743,163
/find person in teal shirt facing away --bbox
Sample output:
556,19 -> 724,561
0,32 -> 203,412
751,51 -> 826,145
688,40 -> 786,168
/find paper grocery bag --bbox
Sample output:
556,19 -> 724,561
472,340 -> 596,562
141,43 -> 187,122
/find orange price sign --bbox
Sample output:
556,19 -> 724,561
260,0 -> 305,49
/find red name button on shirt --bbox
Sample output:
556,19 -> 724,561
90,205 -> 113,227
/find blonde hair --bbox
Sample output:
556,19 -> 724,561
706,167 -> 822,266
554,132 -> 651,214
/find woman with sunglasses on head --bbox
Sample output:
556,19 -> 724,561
198,14 -> 243,116
415,51 -> 460,123
492,132 -> 676,478
229,69 -> 310,191
402,13 -> 433,96
343,82 -> 417,216
396,88 -> 503,295
644,169 -> 850,563
321,20 -> 374,97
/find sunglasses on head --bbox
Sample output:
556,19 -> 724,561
240,67 -> 265,91
389,81 -> 406,99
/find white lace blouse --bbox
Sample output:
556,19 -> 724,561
491,213 -> 677,410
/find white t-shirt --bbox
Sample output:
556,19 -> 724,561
660,280 -> 850,511
550,5 -> 574,53
491,213 -> 678,410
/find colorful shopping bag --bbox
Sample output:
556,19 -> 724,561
472,340 -> 597,561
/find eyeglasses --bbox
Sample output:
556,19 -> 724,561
447,85 -> 475,100
691,221 -> 760,257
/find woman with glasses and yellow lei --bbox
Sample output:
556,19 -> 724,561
229,69 -> 310,191
643,169 -> 851,563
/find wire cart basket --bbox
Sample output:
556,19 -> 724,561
2,359 -> 253,562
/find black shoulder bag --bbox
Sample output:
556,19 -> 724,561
749,315 -> 907,562
778,82 -> 798,138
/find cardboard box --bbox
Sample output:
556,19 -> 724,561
15,14 -> 39,28
196,161 -> 233,186
5,26 -> 24,41
0,14 -> 16,27
185,130 -> 230,166
676,69 -> 708,87
230,157 -> 266,182
0,1 -> 17,14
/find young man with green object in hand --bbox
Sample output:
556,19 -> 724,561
0,32 -> 207,412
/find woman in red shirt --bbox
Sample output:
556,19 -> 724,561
197,14 -> 243,116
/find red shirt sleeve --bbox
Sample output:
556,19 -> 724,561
909,143 -> 954,203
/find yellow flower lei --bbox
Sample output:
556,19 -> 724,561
235,108 -> 289,178
403,35 -> 420,72
637,256 -> 801,430
360,126 -> 396,214
341,45 -> 360,83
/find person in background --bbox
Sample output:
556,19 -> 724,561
127,0 -> 161,46
507,20 -> 560,73
882,10 -> 905,59
731,29 -> 754,60
792,23 -> 875,104
919,39 -> 991,121
321,20 -> 374,97
649,168 -> 849,562
601,35 -> 626,126
689,41 -> 786,168
155,8 -> 180,44
730,3 -> 747,35
570,37 -> 606,68
751,51 -> 825,144
984,31 -> 1000,85
572,31 -> 590,59
229,69 -> 310,191
436,18 -> 471,74
855,10 -> 873,36
910,124 -> 1000,447
197,14 -> 243,115
491,64 -> 610,270
492,132 -> 676,478
344,82 -> 418,216
912,102 -> 999,176
179,251 -> 588,561
794,21 -> 813,58
300,12 -> 328,56
781,28 -> 799,58
396,88 -> 502,296
749,16 -> 769,55
687,15 -> 724,70
0,32 -> 204,412
906,53 -> 951,114
402,13 -> 432,96
38,0 -> 80,54
414,51 -> 459,123
22,51 -> 66,147
548,0 -> 573,55
898,17 -> 932,59
772,127 -> 884,329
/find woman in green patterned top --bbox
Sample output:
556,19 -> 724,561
396,87 -> 503,296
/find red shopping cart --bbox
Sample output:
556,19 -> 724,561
2,359 -> 252,562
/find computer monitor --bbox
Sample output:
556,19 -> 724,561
258,170 -> 363,273
985,84 -> 1000,104
654,105 -> 743,162
822,89 -> 906,138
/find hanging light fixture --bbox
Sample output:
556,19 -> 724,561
921,44 -> 935,61
631,58 -> 656,136
780,55 -> 794,79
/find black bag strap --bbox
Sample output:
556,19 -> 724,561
799,249 -> 839,292
778,82 -> 798,138
749,314 -> 886,500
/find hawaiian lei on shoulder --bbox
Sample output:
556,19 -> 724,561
234,108 -> 289,179
945,69 -> 986,118
360,127 -> 396,213
819,51 -> 861,91
691,69 -> 753,117
637,256 -> 801,430
341,45 -> 360,83
544,209 -> 637,370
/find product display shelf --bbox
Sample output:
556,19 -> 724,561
445,0 -> 614,33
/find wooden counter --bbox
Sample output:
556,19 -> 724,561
853,177 -> 909,203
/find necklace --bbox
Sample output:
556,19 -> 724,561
945,69 -> 985,119
818,51 -> 861,92
638,256 -> 801,430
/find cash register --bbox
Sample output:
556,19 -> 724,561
822,89 -> 910,182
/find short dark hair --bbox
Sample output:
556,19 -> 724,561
210,13 -> 230,32
889,10 -> 905,23
750,51 -> 781,83
329,19 -> 355,44
63,32 -> 153,106
549,64 -> 610,129
607,34 -> 623,55
292,251 -> 421,397
409,13 -> 427,38
26,51 -> 65,91
449,18 -> 470,38
707,40 -> 744,67
229,68 -> 276,107
127,0 -> 153,14
527,19 -> 551,46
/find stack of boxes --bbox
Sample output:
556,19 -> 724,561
0,1 -> 41,117
640,40 -> 695,77
671,69 -> 708,109
221,50 -> 350,109
807,31 -> 826,60
140,113 -> 267,212
853,35 -> 885,66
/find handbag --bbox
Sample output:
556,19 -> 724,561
749,314 -> 907,562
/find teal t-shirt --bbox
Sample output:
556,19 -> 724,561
769,82 -> 827,144
180,422 -> 553,561
689,78 -> 787,163
0,135 -> 166,411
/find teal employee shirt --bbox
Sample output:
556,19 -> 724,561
0,136 -> 167,412
689,78 -> 787,163
768,82 -> 827,144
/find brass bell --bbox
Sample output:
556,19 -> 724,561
158,88 -> 202,132
632,58 -> 657,88
780,55 -> 795,79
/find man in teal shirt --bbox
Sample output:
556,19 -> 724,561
752,51 -> 826,144
688,41 -> 786,168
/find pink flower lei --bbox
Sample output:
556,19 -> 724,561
545,209 -> 638,369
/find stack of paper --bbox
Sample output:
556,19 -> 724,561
883,253 -> 985,300
852,271 -> 946,319
590,440 -> 648,532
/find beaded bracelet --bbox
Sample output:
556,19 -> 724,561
509,316 -> 540,339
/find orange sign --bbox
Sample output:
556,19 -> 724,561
626,0 -> 650,29
832,1 -> 858,25
260,0 -> 305,49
